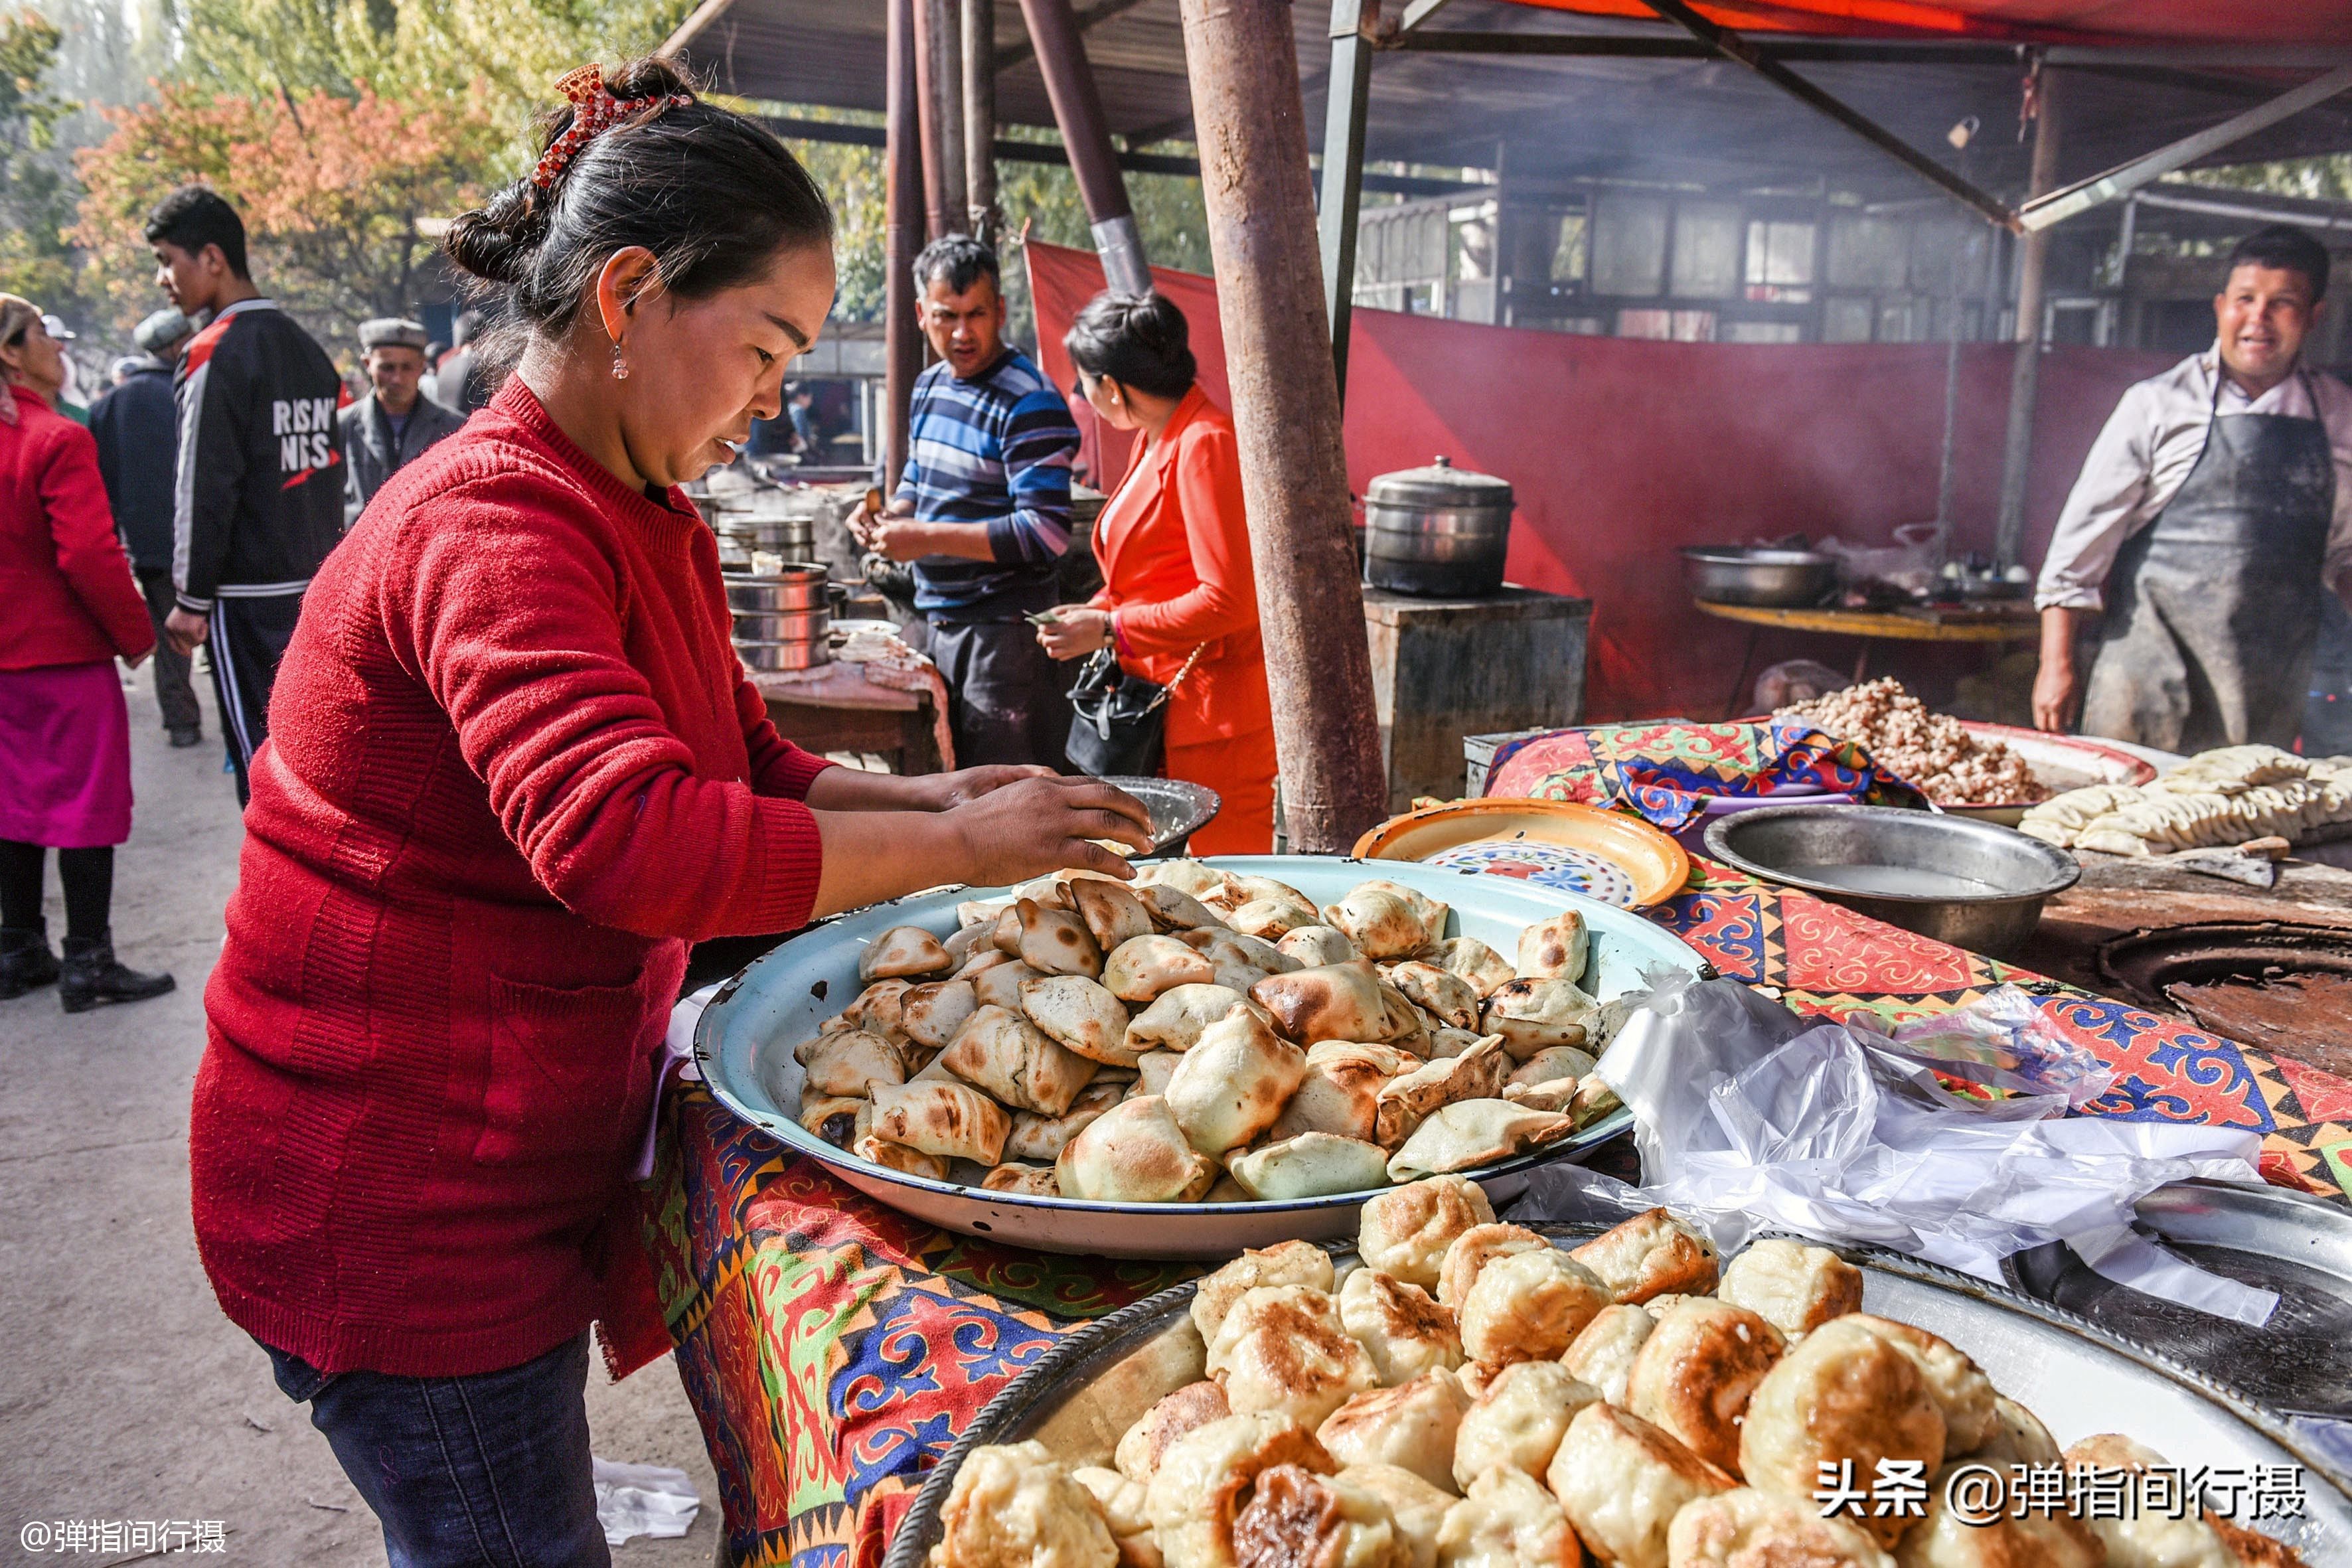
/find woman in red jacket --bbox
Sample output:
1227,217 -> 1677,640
1040,292 -> 1278,852
0,295 -> 175,1010
187,60 -> 1150,1567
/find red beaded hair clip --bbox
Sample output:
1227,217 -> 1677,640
530,64 -> 696,191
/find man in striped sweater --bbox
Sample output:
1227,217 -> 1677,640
858,236 -> 1081,769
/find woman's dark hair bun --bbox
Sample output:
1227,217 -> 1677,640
443,181 -> 552,290
1065,289 -> 1196,401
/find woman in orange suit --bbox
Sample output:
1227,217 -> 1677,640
1039,291 -> 1276,854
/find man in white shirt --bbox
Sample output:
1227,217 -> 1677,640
2032,225 -> 2352,751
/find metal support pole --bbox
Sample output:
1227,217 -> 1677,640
886,0 -> 927,487
963,0 -> 998,242
928,0 -> 969,233
911,0 -> 951,238
1178,0 -> 1388,852
1017,0 -> 1150,293
1318,0 -> 1373,402
1995,68 -> 2062,570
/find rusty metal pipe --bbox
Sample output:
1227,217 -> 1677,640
963,0 -> 998,241
886,0 -> 926,486
1178,0 -> 1389,852
911,0 -> 951,238
1017,0 -> 1150,292
1996,66 -> 2063,568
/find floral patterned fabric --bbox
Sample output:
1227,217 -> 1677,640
1482,718 -> 1926,828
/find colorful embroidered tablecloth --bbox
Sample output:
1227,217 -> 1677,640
1482,718 -> 1928,828
647,859 -> 2352,1568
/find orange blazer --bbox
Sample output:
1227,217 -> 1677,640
1089,386 -> 1273,745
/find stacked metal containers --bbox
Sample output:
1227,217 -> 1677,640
727,564 -> 832,670
1361,455 -> 1515,597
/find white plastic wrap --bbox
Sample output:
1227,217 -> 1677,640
1513,974 -> 2279,1326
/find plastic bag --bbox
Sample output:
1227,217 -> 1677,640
1864,986 -> 2115,1107
593,1457 -> 700,1546
1512,978 -> 2279,1326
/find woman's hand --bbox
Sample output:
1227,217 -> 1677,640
914,764 -> 1057,809
1036,606 -> 1114,661
946,774 -> 1154,882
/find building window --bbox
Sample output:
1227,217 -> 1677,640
1745,218 -> 1816,303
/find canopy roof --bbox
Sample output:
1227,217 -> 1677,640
1500,0 -> 2352,46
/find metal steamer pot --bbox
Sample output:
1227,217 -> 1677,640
727,564 -> 834,670
1362,455 -> 1514,597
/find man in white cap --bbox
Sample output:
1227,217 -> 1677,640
338,316 -> 464,522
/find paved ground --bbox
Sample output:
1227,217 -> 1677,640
0,663 -> 721,1567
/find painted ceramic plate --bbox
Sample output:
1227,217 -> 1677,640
1353,798 -> 1691,908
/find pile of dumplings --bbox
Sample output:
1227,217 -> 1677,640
930,1182 -> 2302,1568
2020,744 -> 2352,859
770,863 -> 1628,1203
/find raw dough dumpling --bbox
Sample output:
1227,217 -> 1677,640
1106,935 -> 1219,1002
1668,1487 -> 1893,1568
1893,1465 -> 2101,1568
1071,1466 -> 1160,1568
1545,1403 -> 1734,1568
1429,937 -> 1516,1000
1569,1208 -> 1720,1304
1845,1314 -> 1998,1456
1386,1101 -> 1571,1184
852,1133 -> 950,1180
1228,1133 -> 1392,1201
861,924 -> 952,982
1274,1042 -> 1407,1143
1503,1047 -> 1593,1090
1374,1039 -> 1514,1149
1717,1239 -> 1865,1340
1360,1175 -> 1496,1289
1317,1370 -> 1468,1492
1228,1464 -> 1405,1568
1513,912 -> 1586,984
1207,1285 -> 1379,1430
1279,925 -> 1360,967
1457,1247 -> 1611,1366
1450,1360 -> 1598,1489
1005,1078 -> 1128,1163
942,1004 -> 1100,1116
1192,1239 -> 1338,1344
1020,898 -> 1107,979
1622,1297 -> 1784,1476
1057,1095 -> 1217,1203
1074,878 -> 1158,953
1324,880 -> 1450,960
1164,1006 -> 1308,1156
1343,1463 -> 1457,1568
799,1029 -> 908,1098
1023,975 -> 1138,1067
869,1080 -> 1011,1164
1128,984 -> 1259,1053
1479,979 -> 1597,1060
931,1441 -> 1117,1568
1145,1411 -> 1335,1568
1435,1223 -> 1549,1312
1252,960 -> 1393,1046
1737,1319 -> 1946,1550
902,979 -> 982,1052
1337,1267 -> 1464,1386
1433,1466 -> 1577,1568
1117,1379 -> 1233,1484
1559,1303 -> 1654,1407
1387,963 -> 1482,1032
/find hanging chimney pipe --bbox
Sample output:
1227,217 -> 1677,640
886,0 -> 926,487
1016,0 -> 1151,293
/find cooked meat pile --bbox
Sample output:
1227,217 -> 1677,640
1778,678 -> 2045,807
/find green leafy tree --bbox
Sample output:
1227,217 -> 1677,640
0,10 -> 86,312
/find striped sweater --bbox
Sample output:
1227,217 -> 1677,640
894,349 -> 1079,618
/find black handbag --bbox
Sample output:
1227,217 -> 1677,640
1065,642 -> 1206,777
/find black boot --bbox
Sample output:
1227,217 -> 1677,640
58,929 -> 175,1013
1,923 -> 61,1000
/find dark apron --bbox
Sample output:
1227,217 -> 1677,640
2080,369 -> 2337,753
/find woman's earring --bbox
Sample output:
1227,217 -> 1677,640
611,344 -> 629,381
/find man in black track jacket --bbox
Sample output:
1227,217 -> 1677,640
148,186 -> 347,805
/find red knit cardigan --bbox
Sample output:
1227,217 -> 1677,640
190,381 -> 832,1378
0,386 -> 155,669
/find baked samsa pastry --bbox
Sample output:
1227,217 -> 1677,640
1253,961 -> 1393,1046
1513,912 -> 1585,984
2063,1435 -> 2245,1568
1209,1285 -> 1381,1430
1503,1048 -> 1593,1091
1058,1095 -> 1218,1202
1344,1463 -> 1458,1568
1893,1464 -> 2100,1568
1118,1379 -> 1234,1484
1559,1303 -> 1653,1407
1845,1315 -> 1996,1456
982,1162 -> 1062,1196
1164,1006 -> 1308,1156
1229,1133 -> 1393,1201
1387,963 -> 1483,1032
869,1080 -> 1010,1164
1569,1208 -> 1719,1304
1193,1239 -> 1338,1344
1128,984 -> 1259,1053
1669,1487 -> 1893,1568
1716,1239 -> 1863,1340
1360,1175 -> 1496,1289
862,924 -> 952,982
1450,1360 -> 1599,1490
1018,898 -> 1107,979
974,960 -> 1046,1012
1005,1078 -> 1129,1162
1279,925 -> 1360,967
843,979 -> 913,1037
902,979 -> 982,1053
930,1441 -> 1117,1568
1146,1411 -> 1335,1568
1324,880 -> 1450,960
1435,1223 -> 1548,1312
1226,893 -> 1321,943
1229,1464 -> 1407,1568
942,1004 -> 1100,1116
1387,1101 -> 1571,1183
1458,1247 -> 1611,1366
1275,1042 -> 1411,1143
1433,1466 -> 1578,1568
1338,1267 -> 1464,1386
1374,1039 -> 1514,1148
1962,1396 -> 2059,1466
1107,935 -> 1219,1002
1545,1403 -> 1733,1568
1135,1050 -> 1184,1098
1429,937 -> 1516,1000
1479,979 -> 1597,1059
798,1028 -> 908,1098
1738,1319 -> 1945,1549
1075,878 -> 1158,953
1072,1466 -> 1162,1568
1318,1371 -> 1467,1494
1137,882 -> 1228,933
797,1094 -> 865,1148
1182,927 -> 1296,994
1137,858 -> 1238,902
1023,975 -> 1138,1067
854,1133 -> 951,1180
1622,1297 -> 1784,1476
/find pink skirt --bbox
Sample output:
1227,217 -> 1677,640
0,661 -> 133,847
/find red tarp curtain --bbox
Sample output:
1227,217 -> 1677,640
1026,238 -> 2173,720
1495,0 -> 2352,46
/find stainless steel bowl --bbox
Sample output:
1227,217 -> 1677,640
734,637 -> 831,671
724,565 -> 829,612
1702,803 -> 2079,957
1680,545 -> 1838,607
1098,776 -> 1221,855
732,607 -> 832,641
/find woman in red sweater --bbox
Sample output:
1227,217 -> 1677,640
1040,292 -> 1277,852
189,59 -> 1149,1567
0,294 -> 175,1010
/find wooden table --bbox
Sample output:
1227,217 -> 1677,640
749,663 -> 943,775
1694,598 -> 2040,718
